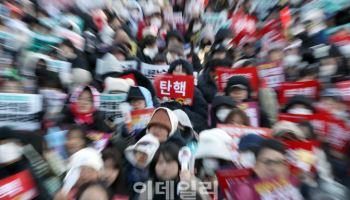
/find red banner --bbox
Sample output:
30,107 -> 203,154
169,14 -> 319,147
278,113 -> 350,153
154,74 -> 195,105
283,140 -> 317,173
258,62 -> 285,89
0,170 -> 38,200
336,80 -> 350,103
216,67 -> 259,97
237,102 -> 260,127
278,80 -> 320,105
230,11 -> 257,46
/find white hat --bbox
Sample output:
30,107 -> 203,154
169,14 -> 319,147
63,147 -> 103,195
142,3 -> 161,17
272,120 -> 306,140
103,77 -> 134,93
173,109 -> 193,129
195,128 -> 233,161
124,134 -> 160,167
72,68 -> 92,85
142,26 -> 158,38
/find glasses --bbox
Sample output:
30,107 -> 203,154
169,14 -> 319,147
257,159 -> 287,166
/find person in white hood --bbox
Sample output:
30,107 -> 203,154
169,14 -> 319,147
146,107 -> 179,143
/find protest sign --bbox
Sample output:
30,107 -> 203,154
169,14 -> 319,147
278,80 -> 320,105
203,11 -> 229,33
216,168 -> 252,200
0,93 -> 42,130
237,102 -> 260,127
129,108 -> 155,132
278,113 -> 328,137
216,67 -> 259,97
230,11 -> 257,45
95,56 -> 138,77
258,62 -> 285,89
0,170 -> 38,200
30,32 -> 62,52
99,93 -> 127,123
86,131 -> 112,152
154,74 -> 195,105
45,127 -> 68,159
228,176 -> 303,200
336,80 -> 350,103
218,124 -> 271,161
47,59 -> 72,74
283,140 -> 317,173
140,62 -> 169,81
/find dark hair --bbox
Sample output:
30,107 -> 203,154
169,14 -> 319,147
224,108 -> 250,126
298,121 -> 316,140
66,125 -> 92,146
149,143 -> 180,181
75,181 -> 113,200
255,139 -> 286,158
102,147 -> 122,170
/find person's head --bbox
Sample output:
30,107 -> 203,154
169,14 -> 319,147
283,95 -> 315,115
147,108 -> 178,143
125,134 -> 160,168
149,143 -> 180,181
166,30 -> 185,46
144,5 -> 162,28
65,125 -> 91,156
224,108 -> 250,126
268,48 -> 284,62
142,35 -> 158,59
66,148 -> 104,189
166,42 -> 185,64
238,134 -> 265,168
225,76 -> 251,103
71,86 -> 100,115
298,121 -> 316,140
254,139 -> 289,179
168,59 -> 194,75
211,96 -> 236,125
211,44 -> 227,60
114,28 -> 132,50
214,28 -> 234,47
242,42 -> 256,57
127,87 -> 146,110
75,181 -> 112,200
101,148 -> 122,187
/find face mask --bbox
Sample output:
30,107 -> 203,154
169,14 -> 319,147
216,108 -> 232,122
150,18 -> 162,29
239,151 -> 256,168
0,142 -> 23,164
283,54 -> 301,67
288,108 -> 313,115
192,23 -> 202,32
143,47 -> 158,59
319,65 -> 337,76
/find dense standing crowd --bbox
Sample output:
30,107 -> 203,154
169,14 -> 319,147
1,0 -> 350,199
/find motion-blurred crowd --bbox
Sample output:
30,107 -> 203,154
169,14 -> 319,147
1,0 -> 350,199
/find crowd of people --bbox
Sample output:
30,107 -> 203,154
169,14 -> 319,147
1,0 -> 350,199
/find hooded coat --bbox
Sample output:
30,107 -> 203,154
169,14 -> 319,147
167,59 -> 208,132
61,85 -> 111,132
197,58 -> 233,103
127,86 -> 154,109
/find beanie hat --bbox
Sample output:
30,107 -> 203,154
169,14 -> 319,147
147,107 -> 178,137
124,134 -> 160,168
168,59 -> 194,75
225,75 -> 252,97
272,120 -> 306,140
238,134 -> 266,152
63,147 -> 103,195
282,95 -> 315,113
127,86 -> 145,101
104,77 -> 133,93
72,68 -> 92,85
205,58 -> 233,72
166,42 -> 185,56
195,128 -> 233,161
